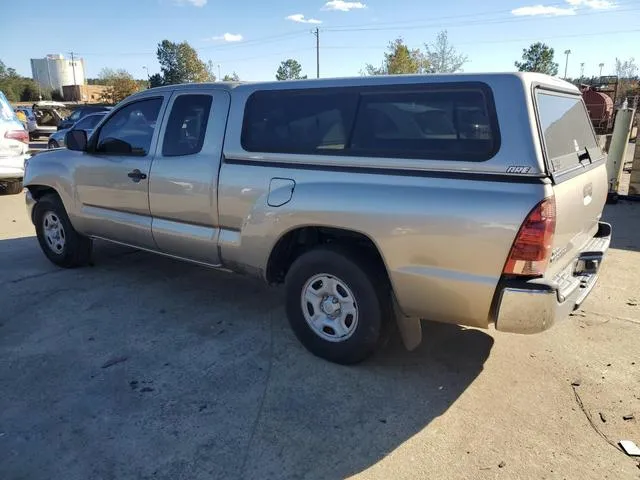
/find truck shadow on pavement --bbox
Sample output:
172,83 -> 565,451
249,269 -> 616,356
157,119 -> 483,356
1,239 -> 493,480
604,202 -> 640,252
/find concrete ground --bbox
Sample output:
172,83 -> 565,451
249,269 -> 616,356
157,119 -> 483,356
0,192 -> 639,480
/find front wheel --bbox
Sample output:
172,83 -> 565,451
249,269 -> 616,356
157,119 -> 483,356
34,194 -> 92,268
48,140 -> 59,149
285,246 -> 390,364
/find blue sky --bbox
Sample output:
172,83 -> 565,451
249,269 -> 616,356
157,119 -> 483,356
1,0 -> 638,81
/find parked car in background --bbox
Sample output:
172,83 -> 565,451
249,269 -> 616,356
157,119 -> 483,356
24,73 -> 611,364
48,111 -> 108,149
30,101 -> 68,140
0,91 -> 29,194
57,105 -> 112,131
15,107 -> 38,137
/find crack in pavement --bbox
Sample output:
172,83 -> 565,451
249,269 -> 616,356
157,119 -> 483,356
581,310 -> 640,326
238,313 -> 275,480
571,385 -> 626,456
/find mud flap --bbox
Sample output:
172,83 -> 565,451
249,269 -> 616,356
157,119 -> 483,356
393,295 -> 422,351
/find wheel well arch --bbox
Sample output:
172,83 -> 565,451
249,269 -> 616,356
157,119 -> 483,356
26,185 -> 60,221
27,184 -> 59,201
265,226 -> 390,285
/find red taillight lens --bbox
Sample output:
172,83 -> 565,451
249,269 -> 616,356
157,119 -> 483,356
503,197 -> 556,277
5,129 -> 29,144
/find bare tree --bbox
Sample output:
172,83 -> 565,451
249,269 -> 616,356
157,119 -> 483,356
424,31 -> 468,73
615,57 -> 638,79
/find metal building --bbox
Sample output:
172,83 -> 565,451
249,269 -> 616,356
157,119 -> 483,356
31,54 -> 86,98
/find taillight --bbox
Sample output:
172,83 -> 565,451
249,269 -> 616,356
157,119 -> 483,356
5,129 -> 29,144
503,197 -> 556,277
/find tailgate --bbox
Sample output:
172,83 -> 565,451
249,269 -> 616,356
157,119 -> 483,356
535,89 -> 608,280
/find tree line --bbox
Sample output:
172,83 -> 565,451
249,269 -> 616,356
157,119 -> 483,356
2,33 -> 637,105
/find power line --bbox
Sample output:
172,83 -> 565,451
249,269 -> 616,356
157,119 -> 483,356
76,30 -> 310,57
324,5 -> 640,33
323,0 -> 636,31
321,27 -> 640,50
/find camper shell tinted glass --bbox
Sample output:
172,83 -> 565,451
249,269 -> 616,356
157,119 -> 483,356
535,90 -> 599,173
241,82 -> 500,161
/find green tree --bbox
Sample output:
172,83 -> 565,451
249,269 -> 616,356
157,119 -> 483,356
515,42 -> 559,76
0,60 -> 51,101
156,40 -> 211,85
149,73 -> 164,88
363,38 -> 427,75
20,81 -> 52,101
99,68 -> 139,104
424,31 -> 468,73
223,72 -> 240,82
276,59 -> 307,81
204,60 -> 217,83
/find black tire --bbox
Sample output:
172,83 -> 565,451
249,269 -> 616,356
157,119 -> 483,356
29,133 -> 38,141
285,245 -> 391,364
33,194 -> 92,268
48,140 -> 59,149
2,181 -> 23,195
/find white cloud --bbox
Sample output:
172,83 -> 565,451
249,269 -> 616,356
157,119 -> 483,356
512,0 -> 616,16
174,0 -> 207,6
323,1 -> 367,12
511,5 -> 577,16
211,33 -> 243,42
286,14 -> 322,24
566,0 -> 615,8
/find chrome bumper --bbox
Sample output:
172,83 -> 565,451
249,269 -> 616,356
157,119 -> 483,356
495,222 -> 611,334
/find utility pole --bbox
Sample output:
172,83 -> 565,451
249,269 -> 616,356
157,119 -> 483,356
312,27 -> 320,78
563,49 -> 571,79
217,64 -> 221,81
580,62 -> 585,81
142,65 -> 150,88
599,63 -> 605,78
69,51 -> 78,102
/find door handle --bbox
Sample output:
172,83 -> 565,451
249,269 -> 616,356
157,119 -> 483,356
127,169 -> 147,182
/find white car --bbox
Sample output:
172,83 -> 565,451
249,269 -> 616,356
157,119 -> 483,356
0,91 -> 29,194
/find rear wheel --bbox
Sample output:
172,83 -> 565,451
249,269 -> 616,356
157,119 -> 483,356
29,132 -> 38,141
2,181 -> 23,195
285,245 -> 390,364
34,194 -> 92,268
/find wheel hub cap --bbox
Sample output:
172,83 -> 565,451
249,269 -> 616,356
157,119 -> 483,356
320,296 -> 341,316
43,211 -> 66,254
301,274 -> 359,343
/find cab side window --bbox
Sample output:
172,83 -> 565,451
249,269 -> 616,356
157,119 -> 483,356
96,98 -> 162,155
162,94 -> 213,157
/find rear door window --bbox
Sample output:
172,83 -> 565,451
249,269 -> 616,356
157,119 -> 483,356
162,94 -> 213,157
536,92 -> 598,172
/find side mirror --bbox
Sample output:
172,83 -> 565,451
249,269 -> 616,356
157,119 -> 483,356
66,129 -> 88,152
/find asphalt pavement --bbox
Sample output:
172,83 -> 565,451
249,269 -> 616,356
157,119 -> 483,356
1,192 -> 639,479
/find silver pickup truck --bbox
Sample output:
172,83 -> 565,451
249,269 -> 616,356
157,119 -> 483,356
23,73 -> 611,364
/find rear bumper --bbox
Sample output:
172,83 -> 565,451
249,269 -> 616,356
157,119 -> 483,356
494,222 -> 611,334
0,154 -> 28,181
